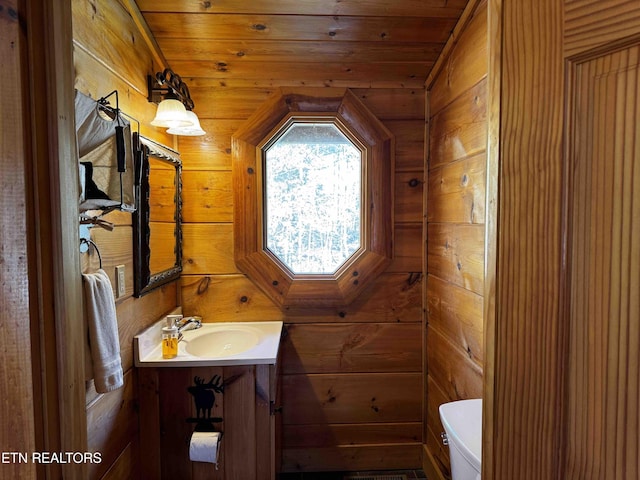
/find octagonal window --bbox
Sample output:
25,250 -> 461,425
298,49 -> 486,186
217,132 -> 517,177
263,120 -> 363,275
233,90 -> 393,307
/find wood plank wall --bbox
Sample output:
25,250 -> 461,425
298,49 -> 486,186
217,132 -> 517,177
178,85 -> 425,471
424,3 -> 487,478
71,0 -> 180,478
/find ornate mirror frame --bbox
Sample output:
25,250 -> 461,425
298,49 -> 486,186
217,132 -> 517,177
133,134 -> 183,297
232,89 -> 394,308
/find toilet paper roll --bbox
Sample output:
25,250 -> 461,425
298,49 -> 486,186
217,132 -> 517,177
189,431 -> 221,464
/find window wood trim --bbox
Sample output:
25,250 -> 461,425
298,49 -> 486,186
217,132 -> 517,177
232,89 -> 394,308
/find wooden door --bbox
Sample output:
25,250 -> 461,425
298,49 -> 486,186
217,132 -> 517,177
565,42 -> 640,480
487,1 -> 640,479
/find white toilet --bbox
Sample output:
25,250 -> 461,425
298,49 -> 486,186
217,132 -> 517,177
439,398 -> 482,480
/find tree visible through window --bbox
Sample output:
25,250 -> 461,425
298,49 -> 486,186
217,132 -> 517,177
264,122 -> 362,274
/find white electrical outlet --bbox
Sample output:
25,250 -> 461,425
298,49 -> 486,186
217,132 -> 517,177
116,265 -> 126,298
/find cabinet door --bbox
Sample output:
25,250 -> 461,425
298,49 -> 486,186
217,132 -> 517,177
141,365 -> 277,480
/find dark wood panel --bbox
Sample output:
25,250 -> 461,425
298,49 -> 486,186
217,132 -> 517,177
144,13 -> 456,43
255,364 -> 275,480
283,423 -> 422,448
190,366 -> 225,480
427,274 -> 484,365
427,223 -> 484,295
429,78 -> 487,169
282,444 -> 422,473
427,152 -> 486,224
281,373 -> 422,425
100,440 -> 140,480
224,365 -> 257,480
137,368 -> 161,480
281,323 -> 422,374
142,365 -> 277,479
137,0 -> 467,17
182,170 -> 233,223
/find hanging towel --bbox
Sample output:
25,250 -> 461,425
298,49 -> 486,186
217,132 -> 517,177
82,269 -> 124,393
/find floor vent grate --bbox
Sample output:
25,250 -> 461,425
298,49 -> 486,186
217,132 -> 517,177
343,476 -> 408,480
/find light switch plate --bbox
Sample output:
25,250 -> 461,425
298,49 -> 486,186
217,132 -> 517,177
116,265 -> 126,298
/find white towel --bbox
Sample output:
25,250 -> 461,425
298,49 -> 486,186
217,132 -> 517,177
82,269 -> 123,393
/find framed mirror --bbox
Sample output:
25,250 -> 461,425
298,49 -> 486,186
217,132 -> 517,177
133,134 -> 182,297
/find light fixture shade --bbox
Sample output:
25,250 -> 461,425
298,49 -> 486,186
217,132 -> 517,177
167,110 -> 206,136
151,99 -> 193,128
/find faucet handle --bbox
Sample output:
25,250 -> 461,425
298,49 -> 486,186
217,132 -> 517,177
166,314 -> 183,328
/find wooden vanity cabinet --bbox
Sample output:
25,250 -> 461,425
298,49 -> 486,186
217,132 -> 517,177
137,362 -> 280,480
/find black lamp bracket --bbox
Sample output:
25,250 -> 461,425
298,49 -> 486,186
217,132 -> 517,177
147,68 -> 195,111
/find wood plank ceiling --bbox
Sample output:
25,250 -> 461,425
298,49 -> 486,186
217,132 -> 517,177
134,0 -> 468,93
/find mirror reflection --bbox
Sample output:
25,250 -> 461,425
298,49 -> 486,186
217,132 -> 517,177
133,135 -> 182,297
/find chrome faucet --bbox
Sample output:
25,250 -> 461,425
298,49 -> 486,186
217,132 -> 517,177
176,316 -> 202,334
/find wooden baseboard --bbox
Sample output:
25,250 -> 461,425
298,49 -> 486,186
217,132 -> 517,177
422,444 -> 446,480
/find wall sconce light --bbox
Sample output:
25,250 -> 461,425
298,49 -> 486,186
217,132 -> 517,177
148,68 -> 205,136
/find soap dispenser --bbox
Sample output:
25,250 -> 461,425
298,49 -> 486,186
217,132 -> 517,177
162,315 -> 181,359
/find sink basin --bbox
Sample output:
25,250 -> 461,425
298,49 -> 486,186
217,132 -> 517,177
134,317 -> 283,367
183,327 -> 260,357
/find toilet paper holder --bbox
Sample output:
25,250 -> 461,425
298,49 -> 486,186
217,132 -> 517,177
189,430 -> 223,466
